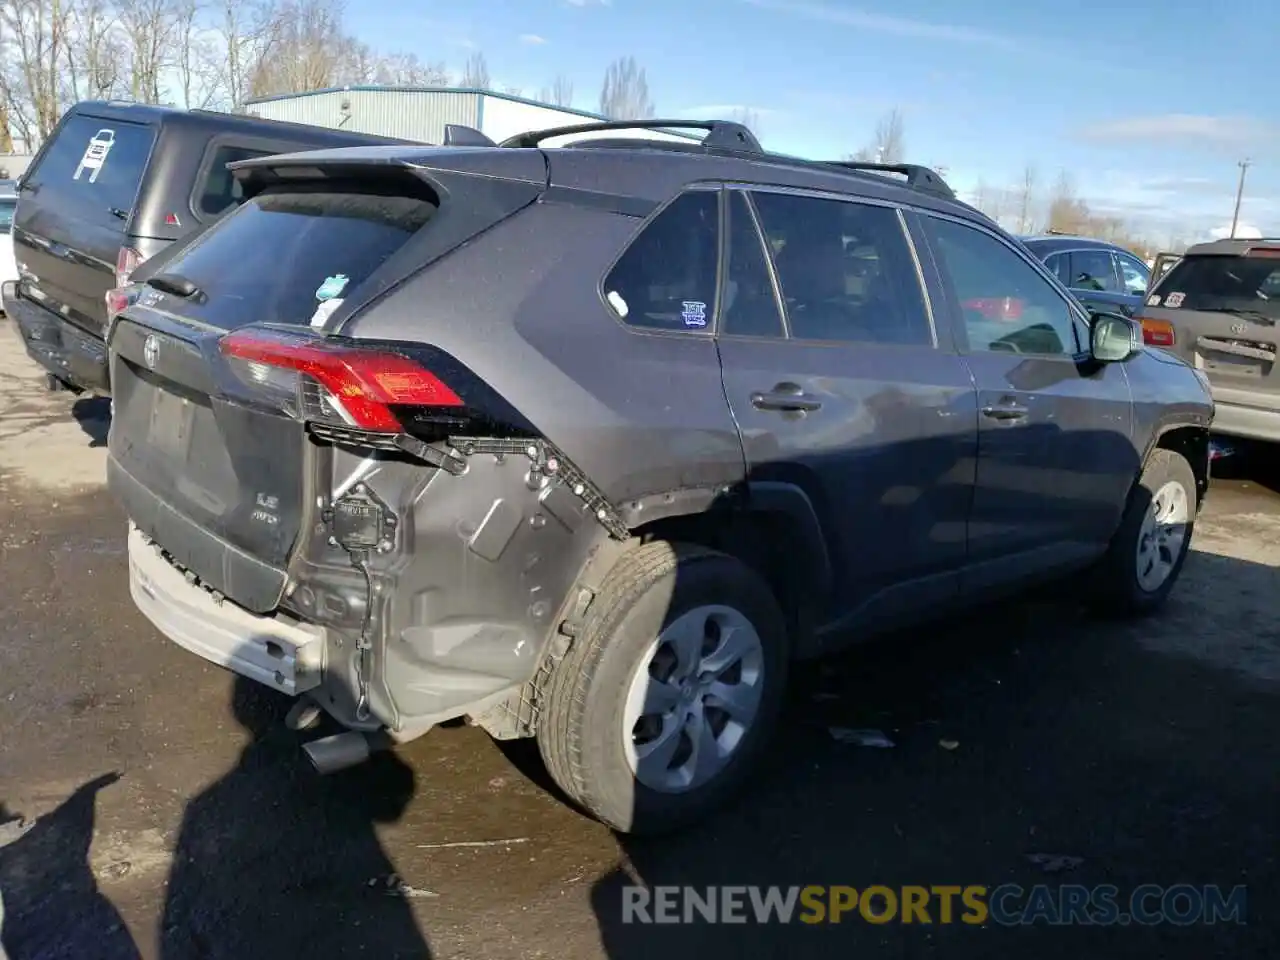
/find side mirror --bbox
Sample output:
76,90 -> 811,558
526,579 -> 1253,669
1090,311 -> 1140,363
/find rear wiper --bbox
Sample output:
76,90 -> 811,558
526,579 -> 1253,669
1219,308 -> 1276,326
146,272 -> 203,300
108,207 -> 128,221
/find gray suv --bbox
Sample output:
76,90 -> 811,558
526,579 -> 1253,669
1138,237 -> 1280,442
105,120 -> 1214,835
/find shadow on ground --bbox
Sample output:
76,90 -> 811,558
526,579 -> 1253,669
158,676 -> 431,959
70,397 -> 111,449
0,774 -> 140,960
591,549 -> 1279,957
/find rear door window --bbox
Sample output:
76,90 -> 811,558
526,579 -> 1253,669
750,191 -> 932,346
1153,254 -> 1280,320
147,185 -> 436,329
23,114 -> 156,229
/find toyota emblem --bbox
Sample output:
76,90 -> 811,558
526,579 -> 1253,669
1230,322 -> 1247,335
143,334 -> 159,369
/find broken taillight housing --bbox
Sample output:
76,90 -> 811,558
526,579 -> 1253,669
1140,317 -> 1176,347
105,285 -> 132,319
218,327 -> 463,432
116,245 -> 145,286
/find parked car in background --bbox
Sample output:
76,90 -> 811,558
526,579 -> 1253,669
1139,237 -> 1280,443
1020,234 -> 1151,317
2,100 -> 412,395
0,180 -> 18,297
107,119 -> 1213,836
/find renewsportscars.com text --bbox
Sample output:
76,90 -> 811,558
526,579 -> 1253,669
621,884 -> 1247,927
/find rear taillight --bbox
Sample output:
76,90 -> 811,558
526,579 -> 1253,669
218,328 -> 462,432
105,286 -> 131,318
115,245 -> 144,285
1140,317 -> 1176,347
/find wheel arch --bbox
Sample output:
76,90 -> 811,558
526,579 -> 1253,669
1146,421 -> 1210,510
627,480 -> 833,658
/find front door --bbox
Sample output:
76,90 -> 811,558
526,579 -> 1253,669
915,214 -> 1136,590
715,187 -> 977,634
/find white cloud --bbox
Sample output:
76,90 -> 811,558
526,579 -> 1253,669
519,33 -> 547,44
1208,223 -> 1263,241
1077,114 -> 1280,148
741,0 -> 1017,48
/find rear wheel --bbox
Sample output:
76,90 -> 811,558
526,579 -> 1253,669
1091,448 -> 1197,616
537,542 -> 788,835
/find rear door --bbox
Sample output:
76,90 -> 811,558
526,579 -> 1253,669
14,111 -> 157,336
1142,248 -> 1280,409
715,186 -> 977,635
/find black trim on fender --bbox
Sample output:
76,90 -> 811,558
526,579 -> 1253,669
745,480 -> 834,600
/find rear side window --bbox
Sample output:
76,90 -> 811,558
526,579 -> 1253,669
196,146 -> 272,216
150,185 -> 436,329
23,114 -> 156,227
1152,254 -> 1280,320
751,192 -> 931,346
1069,249 -> 1120,292
603,191 -> 718,332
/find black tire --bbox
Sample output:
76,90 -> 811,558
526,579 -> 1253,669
537,541 -> 788,835
1091,448 -> 1197,617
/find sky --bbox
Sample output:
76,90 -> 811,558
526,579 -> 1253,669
353,0 -> 1280,246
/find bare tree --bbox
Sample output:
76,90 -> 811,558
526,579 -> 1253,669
1015,164 -> 1037,234
598,55 -> 653,120
850,108 -> 905,164
0,0 -> 77,144
1047,170 -> 1091,234
459,51 -> 489,89
117,0 -> 181,103
64,0 -> 125,103
248,0 -> 365,99
211,0 -> 279,109
374,51 -> 448,86
539,73 -> 572,107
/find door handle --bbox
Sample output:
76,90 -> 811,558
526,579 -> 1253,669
751,382 -> 823,413
981,403 -> 1029,422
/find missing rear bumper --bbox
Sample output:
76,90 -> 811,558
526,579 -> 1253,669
128,524 -> 325,695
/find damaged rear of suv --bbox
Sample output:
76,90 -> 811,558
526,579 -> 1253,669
110,124 -> 767,833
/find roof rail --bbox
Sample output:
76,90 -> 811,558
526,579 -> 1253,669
826,160 -> 955,200
443,123 -> 497,147
498,119 -> 763,152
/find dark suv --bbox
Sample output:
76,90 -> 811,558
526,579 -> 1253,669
1020,234 -> 1151,317
1138,237 -> 1280,442
3,100 -> 408,395
106,120 -> 1214,834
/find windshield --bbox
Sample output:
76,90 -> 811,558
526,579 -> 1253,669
0,198 -> 15,234
1152,254 -> 1280,320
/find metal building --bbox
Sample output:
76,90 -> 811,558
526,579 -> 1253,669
242,86 -> 695,146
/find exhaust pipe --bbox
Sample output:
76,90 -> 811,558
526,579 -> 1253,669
302,731 -> 387,775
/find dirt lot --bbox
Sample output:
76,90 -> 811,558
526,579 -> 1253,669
1,322 -> 1277,959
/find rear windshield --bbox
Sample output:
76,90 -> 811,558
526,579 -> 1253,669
1153,253 -> 1280,319
149,185 -> 436,328
23,114 -> 156,228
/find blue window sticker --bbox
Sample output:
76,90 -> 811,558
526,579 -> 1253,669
681,300 -> 708,328
316,274 -> 349,302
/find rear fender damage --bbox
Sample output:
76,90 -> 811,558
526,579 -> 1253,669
286,434 -> 629,742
